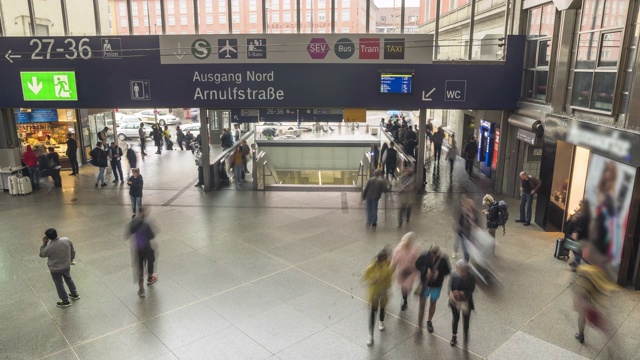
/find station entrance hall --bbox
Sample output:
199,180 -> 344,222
2,1 -> 640,360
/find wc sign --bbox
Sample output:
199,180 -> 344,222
444,80 -> 467,101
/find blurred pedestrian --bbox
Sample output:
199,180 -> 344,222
432,127 -> 445,164
565,199 -> 590,270
129,209 -> 158,297
108,142 -> 125,184
370,144 -> 379,173
363,247 -> 394,346
163,125 -> 172,150
47,147 -> 62,189
98,127 -> 109,149
463,136 -> 478,176
138,122 -> 148,156
126,146 -> 137,172
415,245 -> 451,333
397,167 -> 416,227
233,124 -> 241,142
449,259 -> 475,347
22,145 -> 39,190
362,169 -> 387,227
232,147 -> 244,186
39,228 -> 79,308
90,142 -> 108,187
127,168 -> 143,218
220,128 -> 233,149
176,126 -> 185,150
391,232 -> 421,311
152,124 -> 162,154
572,246 -> 617,345
482,194 -> 499,238
185,131 -> 195,152
446,137 -> 458,176
455,195 -> 483,260
241,140 -> 251,175
36,146 -> 53,192
66,133 -> 79,175
516,171 -> 541,226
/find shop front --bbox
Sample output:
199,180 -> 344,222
16,108 -> 80,169
538,117 -> 640,288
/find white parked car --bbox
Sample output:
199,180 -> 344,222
135,110 -> 178,126
180,123 -> 201,137
117,122 -> 151,140
116,115 -> 142,126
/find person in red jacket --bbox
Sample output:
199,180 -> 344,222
22,145 -> 40,191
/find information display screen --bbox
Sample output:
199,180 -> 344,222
379,73 -> 413,94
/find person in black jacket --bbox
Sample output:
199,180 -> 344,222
463,136 -> 478,176
46,147 -> 62,188
108,142 -> 125,184
220,128 -> 233,149
128,208 -> 157,297
482,194 -> 499,238
127,168 -> 143,218
566,199 -> 591,269
448,259 -> 476,348
152,124 -> 162,154
384,142 -> 398,180
65,133 -> 79,175
415,245 -> 451,333
90,142 -> 108,187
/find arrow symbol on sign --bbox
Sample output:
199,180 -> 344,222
28,77 -> 43,95
5,50 -> 21,63
422,88 -> 436,101
174,42 -> 185,59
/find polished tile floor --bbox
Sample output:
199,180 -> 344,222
1,148 -> 639,360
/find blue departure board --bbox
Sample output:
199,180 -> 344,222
379,73 -> 413,94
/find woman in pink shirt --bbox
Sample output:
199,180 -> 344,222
391,232 -> 422,311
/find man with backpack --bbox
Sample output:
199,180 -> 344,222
482,195 -> 509,237
90,142 -> 108,187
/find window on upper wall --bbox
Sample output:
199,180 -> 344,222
249,0 -> 257,11
119,3 -> 126,16
522,3 -> 556,102
168,16 -> 175,25
179,0 -> 187,14
571,0 -> 629,113
180,15 -> 187,25
206,15 -> 214,24
342,10 -> 350,21
249,13 -> 257,23
167,0 -> 175,15
219,14 -> 227,24
131,2 -> 138,16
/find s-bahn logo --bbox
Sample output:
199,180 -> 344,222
191,39 -> 212,60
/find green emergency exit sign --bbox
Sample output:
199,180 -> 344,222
20,71 -> 78,101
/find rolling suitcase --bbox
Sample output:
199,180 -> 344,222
17,176 -> 32,195
554,238 -> 570,259
8,175 -> 19,195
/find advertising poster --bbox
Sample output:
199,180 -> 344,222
583,154 -> 635,270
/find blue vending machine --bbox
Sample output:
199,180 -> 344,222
478,120 -> 495,178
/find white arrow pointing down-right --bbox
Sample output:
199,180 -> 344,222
28,77 -> 42,95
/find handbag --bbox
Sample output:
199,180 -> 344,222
456,300 -> 470,315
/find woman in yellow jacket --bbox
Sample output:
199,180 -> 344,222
363,246 -> 394,346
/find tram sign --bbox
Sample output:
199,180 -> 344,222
20,71 -> 78,101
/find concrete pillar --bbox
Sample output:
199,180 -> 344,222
200,108 -> 211,192
416,108 -> 426,193
0,109 -> 21,168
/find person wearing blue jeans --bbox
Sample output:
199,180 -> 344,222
515,172 -> 541,226
362,169 -> 387,227
90,142 -> 108,187
127,168 -> 143,218
39,228 -> 80,308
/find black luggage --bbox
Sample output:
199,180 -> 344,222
554,238 -> 570,259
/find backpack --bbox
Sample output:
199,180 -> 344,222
497,200 -> 509,235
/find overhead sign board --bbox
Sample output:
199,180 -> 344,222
0,35 -> 525,109
20,71 -> 78,101
159,34 -> 434,65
